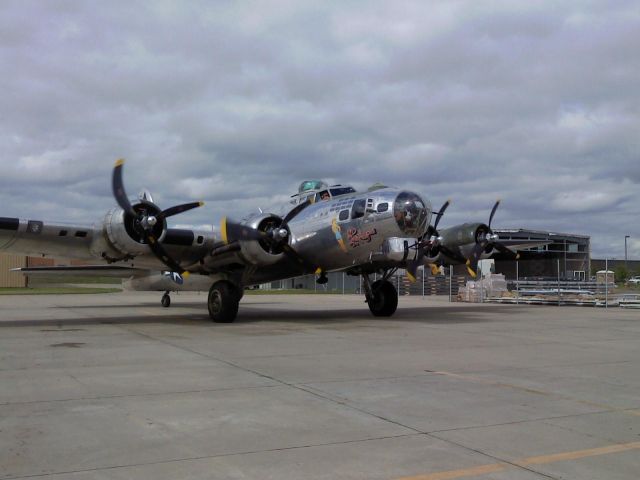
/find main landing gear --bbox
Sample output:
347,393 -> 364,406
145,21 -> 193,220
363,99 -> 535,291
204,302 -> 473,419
362,270 -> 398,317
208,281 -> 242,323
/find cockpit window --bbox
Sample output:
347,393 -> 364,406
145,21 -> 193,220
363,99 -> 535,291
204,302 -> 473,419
317,190 -> 331,202
351,199 -> 366,219
330,186 -> 356,197
394,192 -> 428,236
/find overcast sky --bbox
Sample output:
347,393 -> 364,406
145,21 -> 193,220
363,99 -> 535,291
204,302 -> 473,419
1,1 -> 638,258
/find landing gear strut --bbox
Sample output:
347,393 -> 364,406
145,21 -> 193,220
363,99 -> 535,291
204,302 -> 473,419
208,281 -> 241,323
362,270 -> 398,317
161,291 -> 171,308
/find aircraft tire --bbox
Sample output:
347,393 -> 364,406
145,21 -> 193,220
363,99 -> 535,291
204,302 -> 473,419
161,294 -> 171,308
368,280 -> 398,317
208,281 -> 240,323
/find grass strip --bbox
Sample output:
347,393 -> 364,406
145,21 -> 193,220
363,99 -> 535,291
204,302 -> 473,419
0,287 -> 122,295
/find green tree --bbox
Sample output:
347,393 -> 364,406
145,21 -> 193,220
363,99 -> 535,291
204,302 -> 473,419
614,265 -> 629,283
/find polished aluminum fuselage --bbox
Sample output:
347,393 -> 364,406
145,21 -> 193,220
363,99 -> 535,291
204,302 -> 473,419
241,187 -> 432,284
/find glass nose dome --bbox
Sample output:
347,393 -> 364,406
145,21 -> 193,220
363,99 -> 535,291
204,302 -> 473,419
394,191 -> 429,236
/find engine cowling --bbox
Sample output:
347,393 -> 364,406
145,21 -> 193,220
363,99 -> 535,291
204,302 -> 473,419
236,214 -> 286,266
438,223 -> 488,249
103,200 -> 168,256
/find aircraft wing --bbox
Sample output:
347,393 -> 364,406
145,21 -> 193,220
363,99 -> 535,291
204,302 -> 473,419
1,217 -> 97,260
10,265 -> 147,278
1,215 -> 216,272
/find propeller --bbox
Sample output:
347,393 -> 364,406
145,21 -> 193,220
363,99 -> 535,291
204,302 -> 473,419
112,159 -> 205,279
465,200 -> 519,278
406,200 -> 450,282
220,200 -> 321,274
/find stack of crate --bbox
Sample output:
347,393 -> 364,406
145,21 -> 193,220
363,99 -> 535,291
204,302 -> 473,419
458,273 -> 508,302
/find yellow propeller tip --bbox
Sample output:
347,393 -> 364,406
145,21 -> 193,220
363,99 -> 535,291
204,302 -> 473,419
182,271 -> 190,279
220,217 -> 228,244
115,158 -> 125,167
199,201 -> 205,207
407,272 -> 416,283
315,268 -> 323,275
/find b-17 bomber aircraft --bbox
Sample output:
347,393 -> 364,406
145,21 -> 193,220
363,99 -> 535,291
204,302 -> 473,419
0,160 -> 518,323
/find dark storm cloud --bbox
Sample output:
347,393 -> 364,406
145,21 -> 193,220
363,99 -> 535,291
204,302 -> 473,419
0,1 -> 638,257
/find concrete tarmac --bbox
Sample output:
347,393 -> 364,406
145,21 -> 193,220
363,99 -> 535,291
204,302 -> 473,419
0,292 -> 638,479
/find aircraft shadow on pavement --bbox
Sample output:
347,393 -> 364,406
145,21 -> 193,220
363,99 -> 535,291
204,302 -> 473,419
235,305 -> 525,324
0,304 -> 526,327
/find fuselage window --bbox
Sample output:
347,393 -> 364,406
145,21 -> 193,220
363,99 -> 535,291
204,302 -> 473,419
351,199 -> 366,219
338,209 -> 350,221
377,202 -> 389,213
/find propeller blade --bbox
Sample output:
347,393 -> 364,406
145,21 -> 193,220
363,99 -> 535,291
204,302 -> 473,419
433,199 -> 450,231
281,243 -> 318,273
465,260 -> 478,278
429,263 -> 440,276
145,232 -> 190,278
159,201 -> 204,220
488,199 -> 500,229
465,238 -> 489,278
281,199 -> 311,226
112,159 -> 137,217
406,259 -> 420,283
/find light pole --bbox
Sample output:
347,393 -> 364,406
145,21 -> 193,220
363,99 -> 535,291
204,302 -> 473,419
625,235 -> 630,269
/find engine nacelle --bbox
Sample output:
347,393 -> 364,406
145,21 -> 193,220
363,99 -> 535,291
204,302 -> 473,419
236,214 -> 286,266
103,200 -> 167,257
438,223 -> 489,250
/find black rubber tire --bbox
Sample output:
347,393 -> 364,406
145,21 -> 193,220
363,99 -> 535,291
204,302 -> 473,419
367,280 -> 398,317
208,281 -> 240,323
161,294 -> 171,308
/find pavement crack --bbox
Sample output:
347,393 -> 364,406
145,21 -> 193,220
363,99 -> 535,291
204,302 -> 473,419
426,432 -> 560,480
117,325 -> 423,434
1,433 -> 423,480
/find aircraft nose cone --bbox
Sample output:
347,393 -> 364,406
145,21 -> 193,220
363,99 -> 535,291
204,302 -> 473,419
393,191 -> 429,237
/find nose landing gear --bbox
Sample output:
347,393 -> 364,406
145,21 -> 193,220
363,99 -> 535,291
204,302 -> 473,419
161,292 -> 171,308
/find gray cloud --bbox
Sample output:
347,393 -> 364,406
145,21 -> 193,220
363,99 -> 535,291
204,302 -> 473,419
0,0 -> 638,258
